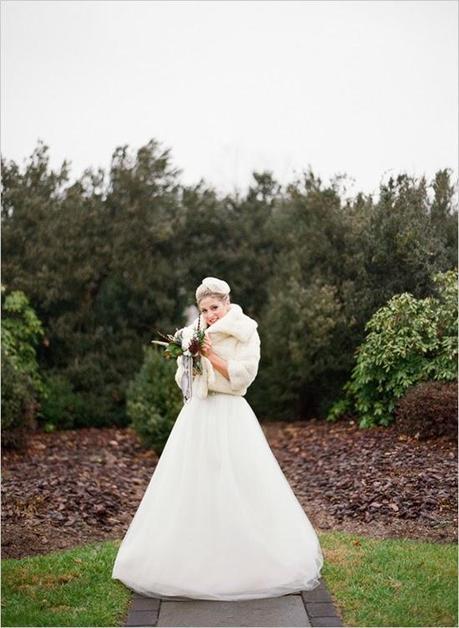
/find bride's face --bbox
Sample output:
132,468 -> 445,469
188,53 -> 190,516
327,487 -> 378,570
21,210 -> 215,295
199,296 -> 230,326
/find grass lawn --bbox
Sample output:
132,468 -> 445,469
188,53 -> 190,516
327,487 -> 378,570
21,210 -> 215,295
1,532 -> 457,627
1,539 -> 130,627
321,531 -> 458,627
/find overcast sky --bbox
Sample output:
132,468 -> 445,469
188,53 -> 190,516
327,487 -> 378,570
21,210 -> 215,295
1,0 -> 458,200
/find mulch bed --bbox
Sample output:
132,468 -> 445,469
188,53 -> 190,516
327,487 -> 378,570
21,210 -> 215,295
1,418 -> 457,559
262,419 -> 457,545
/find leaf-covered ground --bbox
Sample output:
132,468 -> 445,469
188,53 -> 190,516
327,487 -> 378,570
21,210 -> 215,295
2,418 -> 456,559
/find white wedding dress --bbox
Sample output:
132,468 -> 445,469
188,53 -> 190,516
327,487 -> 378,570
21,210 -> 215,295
112,387 -> 324,601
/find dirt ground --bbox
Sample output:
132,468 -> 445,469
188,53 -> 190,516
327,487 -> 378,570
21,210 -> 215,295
1,417 -> 457,559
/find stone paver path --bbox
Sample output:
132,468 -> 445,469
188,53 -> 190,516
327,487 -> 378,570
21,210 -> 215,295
124,579 -> 343,627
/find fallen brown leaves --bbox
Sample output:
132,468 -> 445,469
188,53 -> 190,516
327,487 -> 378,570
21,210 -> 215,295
1,427 -> 158,559
1,418 -> 456,559
262,418 -> 457,544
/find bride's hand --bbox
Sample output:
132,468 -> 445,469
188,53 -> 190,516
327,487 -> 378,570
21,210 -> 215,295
201,332 -> 213,357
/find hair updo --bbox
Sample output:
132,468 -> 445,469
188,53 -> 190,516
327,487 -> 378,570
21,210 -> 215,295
195,277 -> 231,305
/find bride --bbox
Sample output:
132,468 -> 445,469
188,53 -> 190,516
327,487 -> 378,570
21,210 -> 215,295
112,277 -> 324,601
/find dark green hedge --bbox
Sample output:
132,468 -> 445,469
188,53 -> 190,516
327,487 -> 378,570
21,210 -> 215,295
2,140 -> 457,429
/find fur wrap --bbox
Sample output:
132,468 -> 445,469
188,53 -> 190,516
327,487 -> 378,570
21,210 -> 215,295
175,303 -> 260,399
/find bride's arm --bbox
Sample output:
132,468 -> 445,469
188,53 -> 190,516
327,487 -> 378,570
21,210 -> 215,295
201,333 -> 230,380
207,351 -> 229,380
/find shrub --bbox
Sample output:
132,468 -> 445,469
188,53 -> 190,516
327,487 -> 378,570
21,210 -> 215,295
253,272 -> 346,419
1,286 -> 45,447
327,269 -> 458,428
56,329 -> 141,428
1,286 -> 45,395
38,372 -> 87,431
394,380 -> 458,440
126,346 -> 183,454
1,345 -> 38,449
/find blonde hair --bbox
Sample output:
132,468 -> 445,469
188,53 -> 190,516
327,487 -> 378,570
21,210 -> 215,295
197,292 -> 230,308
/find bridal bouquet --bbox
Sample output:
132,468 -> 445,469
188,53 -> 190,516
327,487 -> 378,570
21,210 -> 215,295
152,327 -> 207,402
151,327 -> 206,376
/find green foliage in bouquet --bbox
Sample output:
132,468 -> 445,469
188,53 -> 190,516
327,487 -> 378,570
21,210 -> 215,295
152,328 -> 206,376
126,345 -> 183,454
327,269 -> 458,428
1,285 -> 45,447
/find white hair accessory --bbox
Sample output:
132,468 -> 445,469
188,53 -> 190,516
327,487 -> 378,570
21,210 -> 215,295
195,277 -> 231,303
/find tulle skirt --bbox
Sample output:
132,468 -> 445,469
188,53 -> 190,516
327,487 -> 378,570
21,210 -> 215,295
112,391 -> 324,601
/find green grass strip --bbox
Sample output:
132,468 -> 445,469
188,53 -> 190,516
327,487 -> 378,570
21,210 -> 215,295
1,539 -> 130,627
321,531 -> 458,627
1,532 -> 457,626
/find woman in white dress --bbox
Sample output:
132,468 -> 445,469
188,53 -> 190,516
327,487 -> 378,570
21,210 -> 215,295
112,277 -> 324,601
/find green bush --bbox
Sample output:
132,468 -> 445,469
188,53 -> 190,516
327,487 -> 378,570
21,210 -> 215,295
38,372 -> 87,431
2,142 -> 457,426
1,286 -> 45,395
126,346 -> 183,454
327,269 -> 458,427
1,345 -> 38,448
1,285 -> 45,447
253,271 -> 346,419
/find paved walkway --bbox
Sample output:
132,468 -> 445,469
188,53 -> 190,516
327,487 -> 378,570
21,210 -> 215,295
124,579 -> 343,627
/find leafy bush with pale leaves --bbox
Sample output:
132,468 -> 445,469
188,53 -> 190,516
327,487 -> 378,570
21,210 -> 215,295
1,285 -> 45,447
327,269 -> 458,427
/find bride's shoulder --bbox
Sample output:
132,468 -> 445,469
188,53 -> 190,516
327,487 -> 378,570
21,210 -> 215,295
241,323 -> 260,352
249,326 -> 260,343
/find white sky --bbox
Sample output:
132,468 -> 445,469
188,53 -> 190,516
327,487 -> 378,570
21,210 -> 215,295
1,0 -> 458,200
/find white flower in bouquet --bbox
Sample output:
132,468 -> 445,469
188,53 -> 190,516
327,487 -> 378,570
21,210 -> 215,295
180,327 -> 196,355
